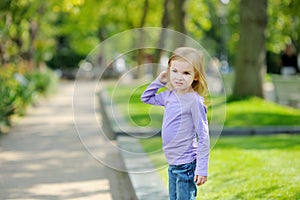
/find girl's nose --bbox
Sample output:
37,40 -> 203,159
176,73 -> 183,80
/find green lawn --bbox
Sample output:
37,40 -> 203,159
140,135 -> 300,200
107,83 -> 164,128
223,97 -> 300,127
106,83 -> 300,199
106,83 -> 300,127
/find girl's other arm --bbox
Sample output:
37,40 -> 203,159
191,99 -> 210,185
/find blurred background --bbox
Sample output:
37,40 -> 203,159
0,0 -> 299,77
1,1 -> 300,199
1,0 -> 300,131
1,0 -> 299,85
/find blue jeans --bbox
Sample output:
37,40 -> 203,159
168,160 -> 197,200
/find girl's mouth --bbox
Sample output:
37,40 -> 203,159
174,82 -> 183,86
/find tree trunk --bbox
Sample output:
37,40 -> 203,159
136,0 -> 149,79
233,0 -> 267,98
28,19 -> 38,68
153,0 -> 170,78
173,0 -> 186,47
0,13 -> 12,65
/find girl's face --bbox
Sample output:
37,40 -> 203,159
169,60 -> 196,94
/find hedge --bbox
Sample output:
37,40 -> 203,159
0,64 -> 58,133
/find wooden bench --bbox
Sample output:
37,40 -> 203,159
271,74 -> 300,108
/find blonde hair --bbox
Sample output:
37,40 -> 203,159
167,47 -> 209,101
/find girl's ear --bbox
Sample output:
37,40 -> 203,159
193,68 -> 199,81
194,74 -> 199,81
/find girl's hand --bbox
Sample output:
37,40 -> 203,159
158,70 -> 168,83
194,175 -> 207,186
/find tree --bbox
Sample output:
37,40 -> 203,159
153,0 -> 170,77
233,0 -> 267,98
136,0 -> 149,78
0,1 -> 57,68
173,0 -> 187,47
267,0 -> 300,52
152,0 -> 187,77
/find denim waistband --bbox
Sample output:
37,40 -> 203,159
169,159 -> 196,167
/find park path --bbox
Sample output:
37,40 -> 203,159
0,80 -> 135,200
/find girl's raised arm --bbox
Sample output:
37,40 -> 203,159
140,71 -> 168,106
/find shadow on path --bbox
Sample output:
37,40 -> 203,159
0,80 -> 135,200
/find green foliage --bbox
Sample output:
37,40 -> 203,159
25,68 -> 58,95
140,134 -> 300,199
185,0 -> 240,65
0,1 -> 57,65
46,40 -> 85,69
267,0 -> 300,53
1,0 -> 299,72
0,65 -> 58,132
187,0 -> 299,66
0,66 -> 20,126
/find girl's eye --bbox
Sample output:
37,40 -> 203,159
171,69 -> 177,72
183,72 -> 191,75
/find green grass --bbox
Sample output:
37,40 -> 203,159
106,83 -> 300,199
106,83 -> 300,127
107,84 -> 164,128
222,97 -> 300,127
139,135 -> 300,200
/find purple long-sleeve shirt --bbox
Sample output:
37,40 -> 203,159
141,79 -> 210,176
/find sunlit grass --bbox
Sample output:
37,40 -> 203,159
223,97 -> 300,127
107,84 -> 164,128
139,135 -> 300,200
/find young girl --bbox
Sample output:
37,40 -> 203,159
141,47 -> 210,200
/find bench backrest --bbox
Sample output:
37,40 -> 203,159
271,74 -> 300,104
